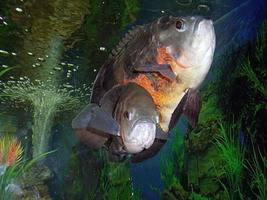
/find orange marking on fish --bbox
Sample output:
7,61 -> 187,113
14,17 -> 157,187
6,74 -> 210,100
126,74 -> 165,107
127,73 -> 187,132
126,73 -> 179,109
156,47 -> 187,72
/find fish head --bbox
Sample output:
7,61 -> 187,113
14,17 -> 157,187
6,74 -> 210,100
114,83 -> 159,154
154,15 -> 216,78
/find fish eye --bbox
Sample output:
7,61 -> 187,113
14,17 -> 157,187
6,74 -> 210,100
124,111 -> 129,119
175,19 -> 185,31
124,111 -> 133,121
124,111 -> 134,121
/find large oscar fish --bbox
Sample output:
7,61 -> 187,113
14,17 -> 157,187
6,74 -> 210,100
73,15 -> 215,162
92,15 -> 215,131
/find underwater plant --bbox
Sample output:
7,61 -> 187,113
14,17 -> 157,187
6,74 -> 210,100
0,135 -> 52,199
0,136 -> 23,199
189,192 -> 210,200
245,139 -> 267,200
214,122 -> 245,200
0,67 -> 14,78
100,161 -> 141,200
161,128 -> 185,187
0,78 -> 90,156
0,136 -> 23,169
161,128 -> 188,199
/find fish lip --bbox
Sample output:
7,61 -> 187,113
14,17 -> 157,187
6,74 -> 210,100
122,118 -> 156,153
193,17 -> 213,34
131,118 -> 156,131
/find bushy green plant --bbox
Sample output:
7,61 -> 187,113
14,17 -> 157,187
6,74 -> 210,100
214,122 -> 245,200
100,161 -> 141,200
240,57 -> 267,98
0,135 -> 53,199
189,192 -> 210,200
0,67 -> 13,78
245,142 -> 266,200
161,128 -> 185,187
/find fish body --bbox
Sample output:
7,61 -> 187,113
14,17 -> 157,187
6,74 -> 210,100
72,82 -> 165,162
91,15 -> 216,132
102,82 -> 159,154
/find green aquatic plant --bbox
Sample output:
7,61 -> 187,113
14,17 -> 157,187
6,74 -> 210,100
198,84 -> 224,124
240,57 -> 267,98
161,128 -> 188,199
215,20 -> 267,139
214,122 -> 245,200
245,142 -> 267,200
100,161 -> 141,200
161,128 -> 185,187
189,192 -> 210,200
0,135 -> 53,199
121,0 -> 140,29
255,21 -> 267,64
0,67 -> 13,98
1,78 -> 90,156
0,67 -> 14,78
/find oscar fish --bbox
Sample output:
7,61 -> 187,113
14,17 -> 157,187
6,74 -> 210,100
72,83 -> 167,162
91,15 -> 216,132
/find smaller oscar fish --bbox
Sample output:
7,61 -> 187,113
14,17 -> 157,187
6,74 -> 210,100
72,82 -> 167,162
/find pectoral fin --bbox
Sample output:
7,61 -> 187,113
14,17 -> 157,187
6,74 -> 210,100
169,88 -> 202,130
72,103 -> 120,137
133,64 -> 176,81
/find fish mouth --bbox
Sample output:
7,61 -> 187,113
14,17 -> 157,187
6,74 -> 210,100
122,119 -> 156,154
193,17 -> 213,33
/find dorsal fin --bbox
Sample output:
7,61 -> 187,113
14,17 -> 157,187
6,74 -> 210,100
91,24 -> 151,103
108,25 -> 144,59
